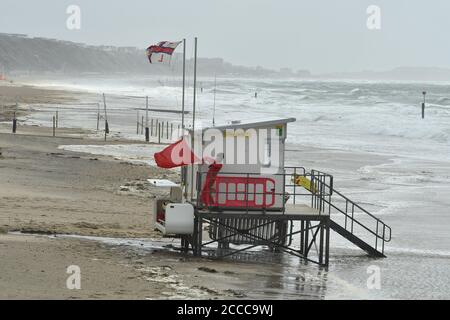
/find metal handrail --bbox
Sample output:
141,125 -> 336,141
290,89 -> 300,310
318,181 -> 392,243
288,168 -> 392,249
194,167 -> 391,252
195,167 -> 333,213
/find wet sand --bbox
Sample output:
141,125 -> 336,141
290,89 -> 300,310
0,82 -> 80,122
0,232 -> 263,300
0,123 -> 258,299
0,83 -> 319,299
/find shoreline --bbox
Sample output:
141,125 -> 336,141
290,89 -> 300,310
0,83 -> 348,299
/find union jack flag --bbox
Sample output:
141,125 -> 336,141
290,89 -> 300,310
146,41 -> 181,64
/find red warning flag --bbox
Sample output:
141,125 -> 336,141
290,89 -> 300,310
154,139 -> 199,169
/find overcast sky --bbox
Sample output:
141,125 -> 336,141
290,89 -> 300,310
0,0 -> 448,73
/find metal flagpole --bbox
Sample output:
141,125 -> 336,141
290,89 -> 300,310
193,37 -> 198,134
213,74 -> 217,126
190,37 -> 198,200
181,39 -> 187,198
182,38 -> 186,129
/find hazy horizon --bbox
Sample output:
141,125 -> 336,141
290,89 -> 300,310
1,0 -> 449,74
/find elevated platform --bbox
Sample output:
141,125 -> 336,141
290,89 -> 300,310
190,206 -> 331,266
183,167 -> 391,267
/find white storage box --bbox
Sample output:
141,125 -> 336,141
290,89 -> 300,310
163,203 -> 194,235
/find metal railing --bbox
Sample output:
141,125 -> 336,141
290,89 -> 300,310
194,167 -> 333,215
194,166 -> 391,255
323,184 -> 391,253
285,167 -> 333,214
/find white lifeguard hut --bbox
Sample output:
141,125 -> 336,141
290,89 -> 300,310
150,117 -> 391,267
185,118 -> 294,209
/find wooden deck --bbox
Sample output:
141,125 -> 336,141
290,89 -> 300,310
285,204 -> 326,216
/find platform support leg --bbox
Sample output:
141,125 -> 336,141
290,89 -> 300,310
319,221 -> 325,265
304,221 -> 310,258
194,215 -> 203,257
299,220 -> 305,255
181,236 -> 189,253
218,218 -> 229,249
325,219 -> 330,267
193,215 -> 199,256
198,217 -> 203,256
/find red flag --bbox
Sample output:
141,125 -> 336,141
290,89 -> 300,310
201,163 -> 223,206
154,139 -> 199,169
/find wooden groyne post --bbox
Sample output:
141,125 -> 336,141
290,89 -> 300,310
158,123 -> 161,144
422,91 -> 427,119
136,111 -> 140,135
96,103 -> 100,131
52,116 -> 56,137
103,93 -> 109,141
145,96 -> 150,142
12,111 -> 17,134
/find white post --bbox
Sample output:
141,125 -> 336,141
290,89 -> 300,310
182,38 -> 186,130
190,37 -> 198,199
146,96 -> 149,127
192,37 -> 198,133
181,38 -> 187,198
213,74 -> 217,126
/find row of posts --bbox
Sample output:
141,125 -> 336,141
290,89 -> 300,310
11,108 -> 180,144
136,113 -> 181,143
12,110 -> 59,137
10,91 -> 429,138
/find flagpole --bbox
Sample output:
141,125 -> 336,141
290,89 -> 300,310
145,96 -> 150,142
190,37 -> 198,200
181,38 -> 186,130
213,74 -> 217,127
192,37 -> 198,133
181,39 -> 187,199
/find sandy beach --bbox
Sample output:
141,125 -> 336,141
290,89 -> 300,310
0,121 -> 330,299
0,83 -> 323,300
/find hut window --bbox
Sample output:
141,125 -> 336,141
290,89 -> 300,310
262,139 -> 272,167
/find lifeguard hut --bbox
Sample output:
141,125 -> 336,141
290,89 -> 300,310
151,118 -> 391,267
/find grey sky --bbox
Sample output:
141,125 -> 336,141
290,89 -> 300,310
0,0 -> 448,73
